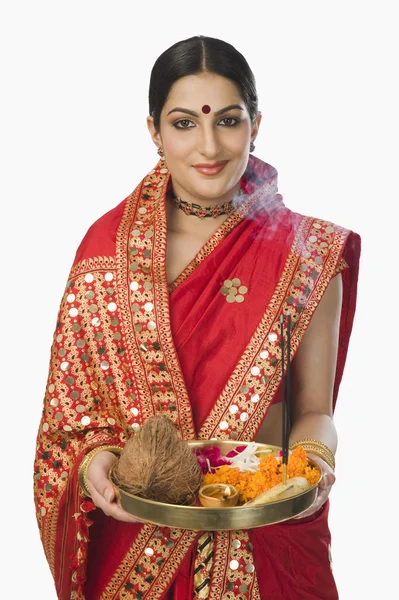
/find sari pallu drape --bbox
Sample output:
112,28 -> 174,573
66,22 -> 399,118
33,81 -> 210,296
34,156 -> 360,600
166,193 -> 359,600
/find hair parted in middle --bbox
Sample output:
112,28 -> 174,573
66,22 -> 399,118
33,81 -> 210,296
148,36 -> 259,131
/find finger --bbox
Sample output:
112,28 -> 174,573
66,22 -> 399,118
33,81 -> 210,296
86,468 -> 116,503
88,480 -> 143,523
315,487 -> 330,506
106,503 -> 144,523
102,479 -> 116,503
319,473 -> 332,490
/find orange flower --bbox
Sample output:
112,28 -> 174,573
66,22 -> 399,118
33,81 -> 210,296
202,446 -> 320,503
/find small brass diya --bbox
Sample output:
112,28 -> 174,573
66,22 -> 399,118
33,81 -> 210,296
199,483 -> 239,508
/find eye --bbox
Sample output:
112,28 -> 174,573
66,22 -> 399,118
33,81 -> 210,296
218,117 -> 240,127
174,119 -> 195,129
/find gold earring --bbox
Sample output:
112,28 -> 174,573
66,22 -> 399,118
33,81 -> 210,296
157,147 -> 164,157
249,142 -> 255,152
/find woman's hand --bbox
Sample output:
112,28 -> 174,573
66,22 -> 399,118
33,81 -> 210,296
86,451 -> 143,523
294,453 -> 336,519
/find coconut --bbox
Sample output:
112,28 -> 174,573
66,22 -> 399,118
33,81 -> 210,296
111,415 -> 202,505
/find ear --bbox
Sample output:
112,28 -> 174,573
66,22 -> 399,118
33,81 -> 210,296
147,116 -> 163,150
251,112 -> 262,143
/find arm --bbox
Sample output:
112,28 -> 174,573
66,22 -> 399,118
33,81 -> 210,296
288,273 -> 343,515
290,273 -> 342,447
33,271 -> 140,598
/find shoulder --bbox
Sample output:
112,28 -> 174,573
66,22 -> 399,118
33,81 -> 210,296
279,208 -> 361,273
284,208 -> 360,249
72,196 -> 128,266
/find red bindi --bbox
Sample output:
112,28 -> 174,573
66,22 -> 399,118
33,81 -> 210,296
201,105 -> 211,114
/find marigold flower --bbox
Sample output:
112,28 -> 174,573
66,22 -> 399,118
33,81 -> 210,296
202,446 -> 320,503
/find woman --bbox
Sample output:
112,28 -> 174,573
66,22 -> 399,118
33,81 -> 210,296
33,36 -> 360,599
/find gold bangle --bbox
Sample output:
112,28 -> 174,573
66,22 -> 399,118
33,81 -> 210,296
289,438 -> 336,471
302,446 -> 335,471
78,445 -> 122,497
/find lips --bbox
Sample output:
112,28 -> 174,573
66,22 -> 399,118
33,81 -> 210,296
193,161 -> 228,176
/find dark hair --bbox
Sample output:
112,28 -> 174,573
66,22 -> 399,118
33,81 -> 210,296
149,36 -> 258,130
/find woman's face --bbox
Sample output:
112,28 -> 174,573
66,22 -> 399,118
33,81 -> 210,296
147,72 -> 261,204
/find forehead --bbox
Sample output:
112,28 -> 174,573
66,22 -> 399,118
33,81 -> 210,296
164,73 -> 244,111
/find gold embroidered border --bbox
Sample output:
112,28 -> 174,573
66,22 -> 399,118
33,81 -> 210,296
115,160 -> 197,439
59,478 -> 78,594
114,185 -> 161,423
209,531 -> 261,599
152,178 -> 197,439
69,256 -> 116,279
335,255 -> 349,274
102,525 -> 198,599
40,499 -> 59,579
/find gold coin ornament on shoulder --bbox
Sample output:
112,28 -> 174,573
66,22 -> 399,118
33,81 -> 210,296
221,278 -> 248,303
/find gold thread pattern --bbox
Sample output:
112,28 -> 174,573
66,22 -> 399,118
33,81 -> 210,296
102,525 -> 198,599
115,161 -> 197,439
208,531 -> 261,599
69,256 -> 116,279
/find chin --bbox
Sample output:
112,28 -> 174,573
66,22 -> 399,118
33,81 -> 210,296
189,171 -> 240,199
190,182 -> 232,201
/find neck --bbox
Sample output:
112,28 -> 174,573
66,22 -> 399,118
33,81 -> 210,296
170,179 -> 241,207
166,191 -> 233,237
167,180 -> 242,230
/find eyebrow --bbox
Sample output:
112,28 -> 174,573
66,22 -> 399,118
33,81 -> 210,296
167,104 -> 244,117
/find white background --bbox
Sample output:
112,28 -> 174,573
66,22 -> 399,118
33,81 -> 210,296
1,1 -> 397,598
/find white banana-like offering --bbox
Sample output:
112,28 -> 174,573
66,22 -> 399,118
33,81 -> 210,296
245,477 -> 310,505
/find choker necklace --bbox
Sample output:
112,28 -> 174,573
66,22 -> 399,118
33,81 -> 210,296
172,192 -> 242,219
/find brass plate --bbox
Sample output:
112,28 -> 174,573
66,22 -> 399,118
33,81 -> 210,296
113,440 -> 321,531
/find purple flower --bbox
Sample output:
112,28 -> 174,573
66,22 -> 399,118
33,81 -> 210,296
195,447 -> 232,474
226,446 -> 247,458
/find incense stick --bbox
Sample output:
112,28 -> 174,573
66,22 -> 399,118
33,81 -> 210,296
280,315 -> 287,484
280,314 -> 292,485
286,313 -> 292,452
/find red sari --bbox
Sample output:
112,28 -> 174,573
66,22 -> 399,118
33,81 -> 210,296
34,156 -> 360,599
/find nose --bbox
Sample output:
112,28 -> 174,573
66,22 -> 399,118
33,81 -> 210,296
197,124 -> 221,159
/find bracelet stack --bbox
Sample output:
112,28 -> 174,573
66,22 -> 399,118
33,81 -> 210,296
289,438 -> 335,471
78,445 -> 123,497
